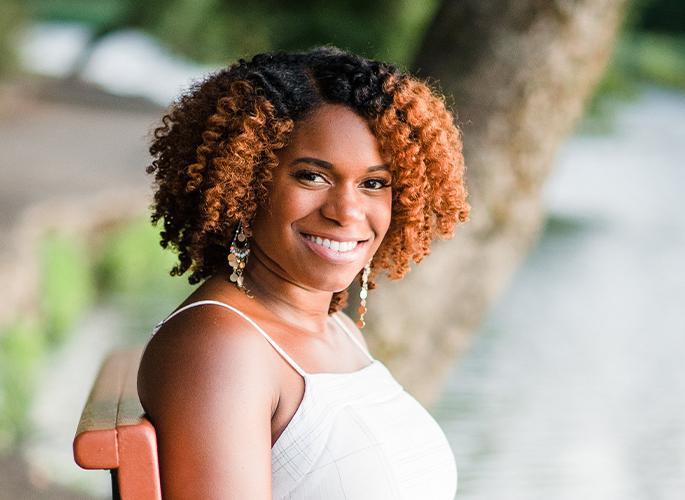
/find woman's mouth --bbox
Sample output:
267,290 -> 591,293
302,233 -> 360,252
300,232 -> 368,263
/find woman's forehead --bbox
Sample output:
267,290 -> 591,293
283,104 -> 384,166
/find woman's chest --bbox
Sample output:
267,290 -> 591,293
270,366 -> 458,499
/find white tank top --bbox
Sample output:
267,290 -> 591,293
152,300 -> 458,499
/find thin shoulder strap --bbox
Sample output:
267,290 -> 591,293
152,299 -> 308,378
331,313 -> 374,362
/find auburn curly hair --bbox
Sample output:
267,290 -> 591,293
147,46 -> 470,314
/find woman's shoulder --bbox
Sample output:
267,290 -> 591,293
144,278 -> 272,360
136,298 -> 277,498
138,298 -> 281,420
146,294 -> 272,352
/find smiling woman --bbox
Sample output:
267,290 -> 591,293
138,46 -> 470,499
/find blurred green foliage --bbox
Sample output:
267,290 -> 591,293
0,319 -> 43,449
582,29 -> 685,133
0,217 -> 191,449
94,216 -> 193,336
632,0 -> 685,33
621,33 -> 685,88
149,0 -> 438,66
581,0 -> 685,131
0,233 -> 95,449
22,0 -> 127,29
26,0 -> 439,67
0,0 -> 25,75
39,233 -> 97,346
619,0 -> 685,89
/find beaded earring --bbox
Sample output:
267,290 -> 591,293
227,220 -> 251,295
357,260 -> 371,328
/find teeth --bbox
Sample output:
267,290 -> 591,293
304,234 -> 359,253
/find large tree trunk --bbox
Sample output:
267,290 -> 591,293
363,0 -> 628,406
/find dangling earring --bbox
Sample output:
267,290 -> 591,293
357,260 -> 371,328
227,220 -> 252,296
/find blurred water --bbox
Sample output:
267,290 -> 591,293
434,86 -> 685,500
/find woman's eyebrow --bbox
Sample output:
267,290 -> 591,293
290,157 -> 389,172
290,157 -> 333,169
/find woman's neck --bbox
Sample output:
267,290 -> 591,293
228,245 -> 336,335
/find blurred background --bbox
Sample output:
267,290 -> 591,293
0,0 -> 683,499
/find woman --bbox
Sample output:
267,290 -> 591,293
138,46 -> 470,499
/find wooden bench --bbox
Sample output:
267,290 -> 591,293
73,347 -> 162,500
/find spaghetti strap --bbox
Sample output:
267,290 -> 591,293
331,313 -> 375,362
152,299 -> 308,378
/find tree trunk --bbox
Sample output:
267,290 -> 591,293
362,0 -> 628,407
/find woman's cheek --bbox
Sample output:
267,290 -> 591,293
373,200 -> 393,245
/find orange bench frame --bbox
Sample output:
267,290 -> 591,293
73,347 -> 162,500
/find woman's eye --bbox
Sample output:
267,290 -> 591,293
293,170 -> 327,184
362,178 -> 391,190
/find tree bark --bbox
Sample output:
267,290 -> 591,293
362,0 -> 628,406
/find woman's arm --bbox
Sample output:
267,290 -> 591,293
138,310 -> 278,499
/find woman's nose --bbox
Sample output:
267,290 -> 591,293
320,184 -> 365,225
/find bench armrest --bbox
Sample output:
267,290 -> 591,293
73,347 -> 162,500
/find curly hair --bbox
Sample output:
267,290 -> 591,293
147,46 -> 470,313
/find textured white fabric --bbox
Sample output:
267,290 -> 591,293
153,300 -> 458,499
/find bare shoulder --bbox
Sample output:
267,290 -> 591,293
334,310 -> 371,352
137,305 -> 277,499
138,304 -> 280,411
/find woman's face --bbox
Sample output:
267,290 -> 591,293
250,103 -> 392,292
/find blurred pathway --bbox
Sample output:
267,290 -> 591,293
0,450 -> 101,499
0,78 -> 161,325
